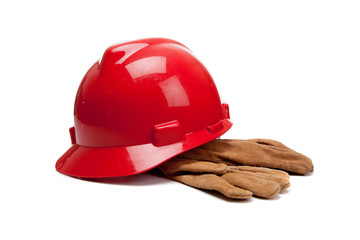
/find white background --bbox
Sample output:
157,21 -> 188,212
1,0 -> 359,239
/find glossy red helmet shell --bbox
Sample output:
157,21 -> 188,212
56,38 -> 232,178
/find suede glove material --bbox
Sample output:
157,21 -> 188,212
159,158 -> 290,199
179,139 -> 314,175
158,139 -> 313,199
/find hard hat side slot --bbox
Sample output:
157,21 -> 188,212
152,120 -> 185,147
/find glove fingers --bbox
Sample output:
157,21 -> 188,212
234,165 -> 289,179
255,150 -> 313,175
197,139 -> 314,175
158,158 -> 227,175
222,172 -> 282,198
230,167 -> 290,191
248,139 -> 314,174
171,174 -> 253,199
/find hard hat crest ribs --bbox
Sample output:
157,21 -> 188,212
56,38 -> 232,178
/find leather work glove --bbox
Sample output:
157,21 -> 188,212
179,139 -> 314,175
159,158 -> 290,199
158,139 -> 313,199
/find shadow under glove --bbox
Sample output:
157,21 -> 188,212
179,139 -> 314,175
158,157 -> 290,199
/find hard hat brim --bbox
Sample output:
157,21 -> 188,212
55,119 -> 232,178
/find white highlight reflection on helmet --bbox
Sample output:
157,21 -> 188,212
125,56 -> 167,79
159,75 -> 190,107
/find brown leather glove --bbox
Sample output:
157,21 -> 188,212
158,157 -> 290,199
179,139 -> 314,175
158,139 -> 313,199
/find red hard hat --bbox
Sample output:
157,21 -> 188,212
56,38 -> 232,178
